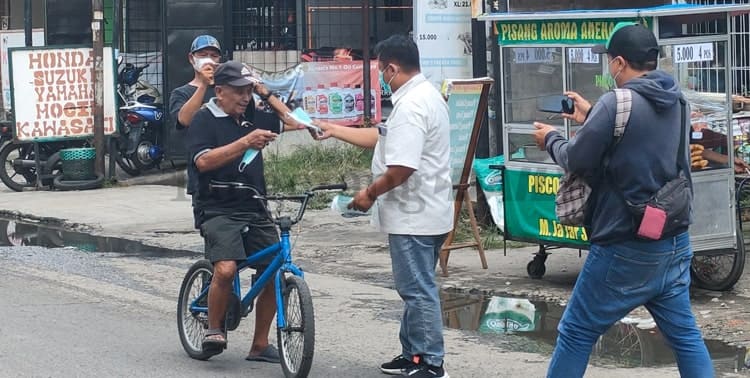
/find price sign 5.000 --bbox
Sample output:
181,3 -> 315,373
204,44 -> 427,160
673,43 -> 715,64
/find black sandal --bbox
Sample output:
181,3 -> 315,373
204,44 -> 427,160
201,328 -> 227,358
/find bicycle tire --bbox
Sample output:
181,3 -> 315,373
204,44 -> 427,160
691,232 -> 746,291
177,259 -> 216,360
278,275 -> 315,378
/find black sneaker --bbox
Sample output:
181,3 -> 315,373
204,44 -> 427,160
380,355 -> 416,375
403,362 -> 449,378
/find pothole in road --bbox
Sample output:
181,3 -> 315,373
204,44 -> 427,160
441,289 -> 750,374
0,217 -> 194,258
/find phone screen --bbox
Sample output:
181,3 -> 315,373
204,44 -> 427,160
538,95 -> 574,114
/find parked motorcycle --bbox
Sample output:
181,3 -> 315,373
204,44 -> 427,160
0,118 -> 12,146
114,59 -> 165,176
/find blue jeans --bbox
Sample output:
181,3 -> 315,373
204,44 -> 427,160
547,232 -> 713,378
389,233 -> 447,367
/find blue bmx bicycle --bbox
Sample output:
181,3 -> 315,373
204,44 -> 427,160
177,183 -> 347,378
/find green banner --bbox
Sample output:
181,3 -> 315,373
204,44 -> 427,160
504,169 -> 588,246
495,18 -> 647,45
447,83 -> 483,184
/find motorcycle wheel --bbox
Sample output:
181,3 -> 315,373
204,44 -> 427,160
0,142 -> 38,191
132,140 -> 159,172
113,137 -> 141,177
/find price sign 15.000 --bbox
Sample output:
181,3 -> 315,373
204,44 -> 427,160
673,43 -> 715,64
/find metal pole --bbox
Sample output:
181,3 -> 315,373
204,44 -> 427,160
92,0 -> 105,175
25,0 -> 40,189
24,0 -> 31,46
109,0 -> 122,180
362,0 -> 371,125
113,0 -> 122,51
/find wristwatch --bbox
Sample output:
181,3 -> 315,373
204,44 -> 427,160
258,91 -> 271,101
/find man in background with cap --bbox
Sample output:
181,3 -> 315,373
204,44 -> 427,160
169,35 -> 293,229
186,60 -> 303,362
533,22 -> 712,377
169,35 -> 223,228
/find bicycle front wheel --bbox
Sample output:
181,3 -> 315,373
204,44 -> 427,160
278,275 -> 315,378
177,259 -> 214,360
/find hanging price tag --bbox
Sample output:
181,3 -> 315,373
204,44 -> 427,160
673,43 -> 715,64
512,48 -> 555,64
568,48 -> 599,64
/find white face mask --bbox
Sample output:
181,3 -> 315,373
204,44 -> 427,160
193,56 -> 215,72
608,57 -> 624,89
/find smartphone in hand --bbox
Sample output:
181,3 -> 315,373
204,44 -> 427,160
538,95 -> 574,114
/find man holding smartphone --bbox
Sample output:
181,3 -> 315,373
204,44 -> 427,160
532,22 -> 712,378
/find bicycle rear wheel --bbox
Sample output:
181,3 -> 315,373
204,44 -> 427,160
177,259 -> 214,360
278,275 -> 315,378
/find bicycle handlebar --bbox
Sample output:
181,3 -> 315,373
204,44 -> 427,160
310,183 -> 347,192
254,183 -> 347,226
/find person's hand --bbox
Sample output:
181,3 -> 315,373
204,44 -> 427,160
197,63 -> 216,86
280,112 -> 306,131
562,91 -> 592,124
254,83 -> 272,100
243,129 -> 277,149
311,120 -> 337,141
348,188 -> 375,212
733,157 -> 750,174
533,122 -> 557,150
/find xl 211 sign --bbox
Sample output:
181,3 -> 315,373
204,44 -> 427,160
9,46 -> 117,142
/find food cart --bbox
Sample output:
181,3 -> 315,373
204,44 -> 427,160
478,4 -> 750,290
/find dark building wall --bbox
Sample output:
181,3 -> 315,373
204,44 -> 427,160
9,0 -> 44,29
45,0 -> 92,45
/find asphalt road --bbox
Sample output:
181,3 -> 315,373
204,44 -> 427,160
0,245 -> 683,378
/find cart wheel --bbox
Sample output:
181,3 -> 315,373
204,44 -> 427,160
527,246 -> 548,279
691,232 -> 746,291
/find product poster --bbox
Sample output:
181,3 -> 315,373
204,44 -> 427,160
249,61 -> 381,127
10,46 -> 118,141
414,0 -> 473,89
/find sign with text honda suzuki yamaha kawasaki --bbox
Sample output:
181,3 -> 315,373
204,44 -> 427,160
503,168 -> 589,247
414,0 -> 473,89
10,46 -> 117,141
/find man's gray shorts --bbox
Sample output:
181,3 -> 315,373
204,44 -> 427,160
200,211 -> 278,267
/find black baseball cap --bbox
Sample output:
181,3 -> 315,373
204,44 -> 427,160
592,22 -> 659,63
213,61 -> 255,87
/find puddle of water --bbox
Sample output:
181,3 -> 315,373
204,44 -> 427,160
0,218 -> 194,258
441,289 -> 750,373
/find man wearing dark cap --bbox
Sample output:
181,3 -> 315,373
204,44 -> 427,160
533,22 -> 712,377
186,60 -> 302,362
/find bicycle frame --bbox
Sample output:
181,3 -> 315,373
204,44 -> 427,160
187,183 -> 346,335
189,227 -> 301,330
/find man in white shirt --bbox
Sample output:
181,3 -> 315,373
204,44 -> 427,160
314,34 -> 453,378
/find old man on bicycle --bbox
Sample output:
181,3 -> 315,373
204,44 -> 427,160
186,60 -> 303,360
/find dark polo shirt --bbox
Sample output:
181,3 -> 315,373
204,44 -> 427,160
187,98 -> 282,212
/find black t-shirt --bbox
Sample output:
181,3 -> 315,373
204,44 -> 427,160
187,99 -> 282,212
